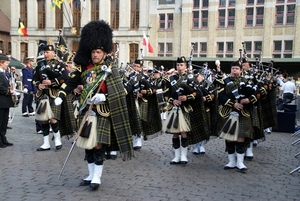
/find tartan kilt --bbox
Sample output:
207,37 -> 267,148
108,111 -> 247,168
143,94 -> 162,138
217,112 -> 253,139
237,114 -> 252,139
251,106 -> 261,128
126,93 -> 142,135
37,89 -> 61,120
59,93 -> 78,137
78,113 -> 116,149
189,101 -> 210,145
139,99 -> 148,121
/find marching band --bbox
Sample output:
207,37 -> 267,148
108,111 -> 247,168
1,22 -> 282,192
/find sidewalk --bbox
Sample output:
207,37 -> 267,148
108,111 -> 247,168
0,106 -> 299,201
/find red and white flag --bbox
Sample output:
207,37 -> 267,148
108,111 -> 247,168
143,32 -> 154,53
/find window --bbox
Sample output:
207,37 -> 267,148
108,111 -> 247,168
257,0 -> 264,4
275,1 -> 295,25
274,41 -> 282,51
91,0 -> 100,21
37,0 -> 45,30
193,42 -> 198,57
193,11 -> 199,28
0,41 -> 3,51
158,0 -> 175,4
159,13 -> 173,30
218,2 -> 235,28
218,10 -> 225,27
158,43 -> 173,57
158,43 -> 164,57
217,42 -> 224,52
159,14 -> 165,29
129,43 -> 139,63
228,9 -> 235,27
246,1 -> 264,27
286,4 -> 295,24
200,42 -> 207,52
73,0 -> 81,35
256,7 -> 264,26
284,40 -> 293,51
226,42 -> 233,52
247,0 -> 254,4
8,42 -> 11,55
202,0 -> 209,7
202,11 -> 208,27
193,0 -> 200,8
166,43 -> 173,57
284,54 -> 292,58
246,8 -> 253,26
20,42 -> 28,62
273,54 -> 281,58
19,0 -> 27,28
131,0 -> 139,29
276,6 -> 284,25
220,0 -> 226,7
245,42 -> 252,52
192,1 -> 209,29
55,5 -> 63,29
111,0 -> 119,29
254,41 -> 262,51
167,14 -> 173,29
229,0 -> 235,7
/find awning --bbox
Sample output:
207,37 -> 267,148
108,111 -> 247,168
9,57 -> 25,69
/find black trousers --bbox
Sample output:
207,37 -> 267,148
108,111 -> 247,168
22,93 -> 34,114
0,108 -> 9,143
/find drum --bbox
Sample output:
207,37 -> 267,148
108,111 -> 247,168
156,89 -> 166,106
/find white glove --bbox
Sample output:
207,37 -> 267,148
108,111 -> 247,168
23,88 -> 28,93
54,97 -> 63,106
91,93 -> 106,105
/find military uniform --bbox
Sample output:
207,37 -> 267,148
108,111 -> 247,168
32,45 -> 69,151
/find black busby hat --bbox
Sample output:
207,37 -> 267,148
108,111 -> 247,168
176,56 -> 186,64
134,59 -> 143,66
43,45 -> 55,51
74,20 -> 113,66
242,57 -> 248,63
231,60 -> 242,68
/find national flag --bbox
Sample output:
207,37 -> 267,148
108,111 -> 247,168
18,19 -> 28,36
50,0 -> 64,9
143,32 -> 154,53
55,0 -> 64,9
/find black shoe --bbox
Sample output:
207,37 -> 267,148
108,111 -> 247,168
79,180 -> 91,186
180,161 -> 188,164
4,142 -> 13,146
56,145 -> 62,150
90,183 -> 100,190
0,143 -> 7,148
224,166 -> 236,170
245,156 -> 253,161
7,126 -> 12,129
133,146 -> 141,150
22,114 -> 29,117
37,147 -> 50,151
170,161 -> 181,165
